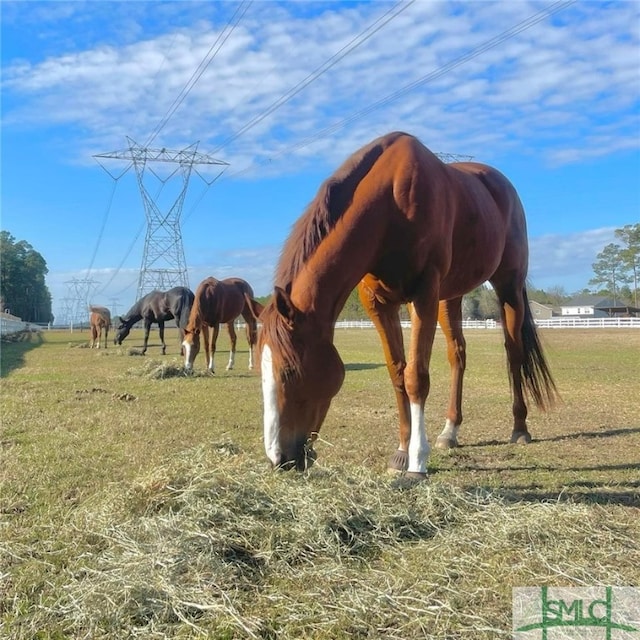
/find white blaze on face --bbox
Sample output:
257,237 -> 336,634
183,341 -> 193,370
261,344 -> 281,466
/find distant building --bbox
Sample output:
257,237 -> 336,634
529,300 -> 554,320
559,296 -> 639,318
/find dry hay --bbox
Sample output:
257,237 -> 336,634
4,444 -> 637,640
125,359 -> 209,380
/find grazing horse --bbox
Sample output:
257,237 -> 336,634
114,286 -> 194,355
89,305 -> 111,349
182,277 -> 264,373
258,131 -> 557,475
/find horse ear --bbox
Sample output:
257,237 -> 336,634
119,316 -> 125,323
274,286 -> 297,325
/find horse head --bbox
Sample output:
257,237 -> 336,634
182,327 -> 201,371
259,286 -> 345,471
113,316 -> 131,345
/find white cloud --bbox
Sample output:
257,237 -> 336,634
528,227 -> 618,291
3,1 -> 638,171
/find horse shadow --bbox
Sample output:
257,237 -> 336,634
466,426 -> 640,447
438,461 -> 640,507
0,330 -> 44,377
345,363 -> 385,372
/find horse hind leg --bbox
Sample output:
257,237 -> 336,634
225,322 -> 237,370
493,282 -> 531,444
435,298 -> 466,450
207,324 -> 219,373
158,321 -> 167,355
244,316 -> 258,370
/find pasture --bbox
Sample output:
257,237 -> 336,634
1,327 -> 639,639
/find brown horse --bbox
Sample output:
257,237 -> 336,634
258,131 -> 557,475
183,277 -> 264,373
88,305 -> 111,349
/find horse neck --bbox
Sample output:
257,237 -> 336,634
122,308 -> 143,326
289,218 -> 380,327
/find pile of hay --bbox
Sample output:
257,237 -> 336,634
126,359 -> 209,379
5,445 -> 638,639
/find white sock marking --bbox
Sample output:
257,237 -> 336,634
226,349 -> 235,370
408,402 -> 430,474
261,345 -> 281,466
438,418 -> 459,443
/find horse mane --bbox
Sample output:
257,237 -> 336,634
258,302 -> 303,377
261,132 -> 410,377
89,305 -> 111,323
274,131 -> 408,287
186,278 -> 218,332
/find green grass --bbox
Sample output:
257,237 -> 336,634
1,327 -> 639,639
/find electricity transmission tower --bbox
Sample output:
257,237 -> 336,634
94,138 -> 228,301
60,277 -> 99,327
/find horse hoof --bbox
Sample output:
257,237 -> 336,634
387,449 -> 408,473
510,431 -> 532,444
404,471 -> 428,482
435,436 -> 458,450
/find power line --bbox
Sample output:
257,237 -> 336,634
227,0 -> 576,177
144,0 -> 253,148
212,0 -> 414,154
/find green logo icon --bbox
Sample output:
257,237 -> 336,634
513,587 -> 639,639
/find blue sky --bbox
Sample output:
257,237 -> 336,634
2,0 -> 639,320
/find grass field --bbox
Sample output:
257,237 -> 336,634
1,326 -> 639,639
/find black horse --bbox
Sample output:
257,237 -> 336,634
114,286 -> 195,355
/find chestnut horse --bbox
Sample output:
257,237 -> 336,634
114,286 -> 194,355
183,277 -> 264,373
88,305 -> 111,349
259,131 -> 557,475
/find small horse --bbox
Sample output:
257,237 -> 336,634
258,131 -> 557,475
88,305 -> 111,349
114,286 -> 194,355
182,277 -> 264,373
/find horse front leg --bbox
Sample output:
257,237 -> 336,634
225,322 -> 237,370
358,281 -> 410,474
403,284 -> 440,479
435,298 -> 466,449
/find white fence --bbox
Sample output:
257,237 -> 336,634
533,317 -> 640,329
0,313 -> 32,336
334,318 -> 640,330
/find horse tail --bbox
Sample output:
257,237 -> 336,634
243,292 -> 264,321
521,289 -> 558,410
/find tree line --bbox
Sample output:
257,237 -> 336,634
257,223 -> 640,320
589,223 -> 639,307
2,223 -> 637,325
0,231 -> 53,323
